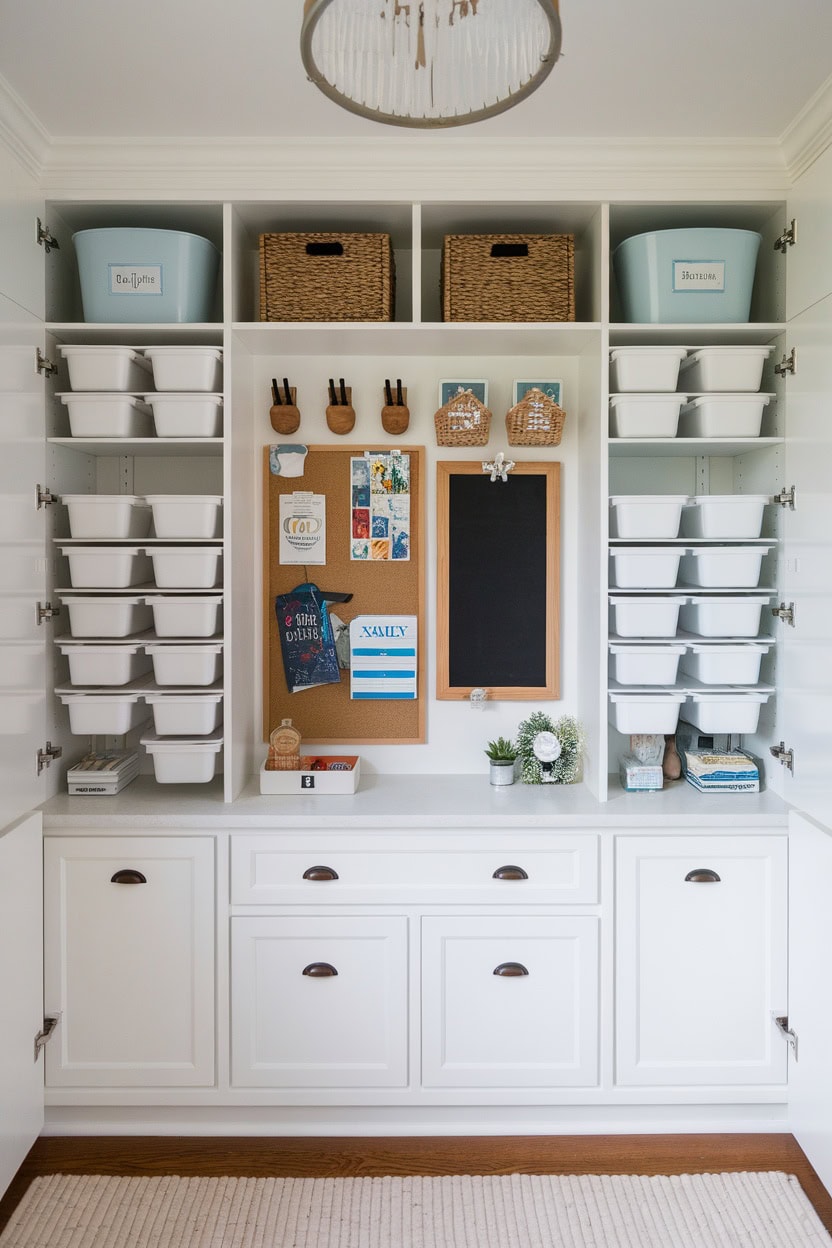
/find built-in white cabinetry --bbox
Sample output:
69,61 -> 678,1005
615,834 -> 788,1087
230,915 -> 408,1088
421,914 -> 599,1088
43,834 -> 215,1087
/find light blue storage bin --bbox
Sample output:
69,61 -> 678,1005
613,227 -> 762,324
72,228 -> 220,323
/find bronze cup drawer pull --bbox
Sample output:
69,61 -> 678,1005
110,869 -> 147,885
684,868 -> 722,884
302,866 -> 340,881
302,962 -> 338,977
493,962 -> 529,977
492,865 -> 529,880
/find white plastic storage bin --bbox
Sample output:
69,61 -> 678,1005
60,596 -> 153,638
609,596 -> 686,638
148,546 -> 222,588
609,693 -> 686,734
678,394 -> 771,438
609,546 -> 684,589
58,692 -> 149,735
59,545 -> 152,589
680,495 -> 769,539
609,394 -> 687,438
609,347 -> 688,392
144,595 -> 222,638
678,346 -> 772,392
58,345 -> 152,392
61,495 -> 151,540
143,346 -> 222,391
680,642 -> 771,686
145,692 -> 223,736
144,495 -> 222,538
609,644 -> 685,686
609,495 -> 688,539
680,595 -> 770,638
680,544 -> 774,588
143,393 -> 223,437
684,692 -> 770,734
612,227 -> 762,324
145,643 -> 222,686
57,642 -> 151,687
140,728 -> 223,783
72,228 -> 219,324
58,394 -> 154,438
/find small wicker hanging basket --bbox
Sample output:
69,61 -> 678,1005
434,389 -> 492,447
505,388 -> 566,446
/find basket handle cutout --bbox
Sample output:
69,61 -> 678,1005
490,242 -> 529,258
306,241 -> 344,256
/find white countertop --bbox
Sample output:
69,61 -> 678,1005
40,773 -> 791,830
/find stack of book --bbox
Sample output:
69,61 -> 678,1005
67,751 -> 139,796
682,750 -> 760,794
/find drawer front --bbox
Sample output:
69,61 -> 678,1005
230,915 -> 408,1088
421,915 -> 599,1088
230,835 -> 598,905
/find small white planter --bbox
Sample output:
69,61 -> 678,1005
488,759 -> 517,786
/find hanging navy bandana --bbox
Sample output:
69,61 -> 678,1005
275,583 -> 352,693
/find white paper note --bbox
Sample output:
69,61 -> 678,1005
279,492 -> 326,565
349,615 -> 417,700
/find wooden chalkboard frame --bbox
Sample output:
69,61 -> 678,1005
436,461 -> 560,701
263,444 -> 425,744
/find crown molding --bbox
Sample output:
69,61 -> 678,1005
0,74 -> 49,180
38,135 -> 790,201
780,72 -> 832,180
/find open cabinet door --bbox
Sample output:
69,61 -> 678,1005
0,814 -> 44,1196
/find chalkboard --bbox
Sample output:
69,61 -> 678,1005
437,461 -> 560,700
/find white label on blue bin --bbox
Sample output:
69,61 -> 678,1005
672,260 -> 725,292
108,264 -> 163,295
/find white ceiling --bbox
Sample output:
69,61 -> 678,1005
1,0 -> 831,143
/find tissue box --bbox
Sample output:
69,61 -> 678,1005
259,755 -> 360,794
619,754 -> 664,792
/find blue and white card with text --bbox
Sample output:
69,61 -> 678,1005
349,615 -> 418,700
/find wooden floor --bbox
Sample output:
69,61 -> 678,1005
2,1134 -> 831,1237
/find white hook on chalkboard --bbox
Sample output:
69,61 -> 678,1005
482,451 -> 515,482
470,687 -> 488,710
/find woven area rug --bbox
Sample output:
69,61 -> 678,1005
2,1172 -> 831,1248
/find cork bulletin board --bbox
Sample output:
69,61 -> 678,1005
263,444 -> 425,744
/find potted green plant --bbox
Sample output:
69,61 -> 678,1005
485,737 -> 518,786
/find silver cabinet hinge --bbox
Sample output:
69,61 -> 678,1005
36,219 -> 60,253
771,601 -> 796,627
35,348 -> 58,377
774,484 -> 796,510
769,741 -> 795,774
774,347 -> 797,377
34,1013 -> 60,1061
37,741 -> 62,775
773,1014 -> 798,1060
36,601 -> 61,626
773,219 -> 797,253
36,483 -> 56,509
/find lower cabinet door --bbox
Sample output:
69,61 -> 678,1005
230,916 -> 408,1088
615,835 -> 788,1086
44,836 -> 215,1088
421,915 -> 599,1087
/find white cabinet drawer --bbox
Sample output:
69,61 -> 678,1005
230,915 -> 408,1088
421,915 -> 599,1088
230,834 -> 598,905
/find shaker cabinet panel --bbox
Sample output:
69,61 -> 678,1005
421,915 -> 599,1088
43,836 -> 215,1087
230,916 -> 408,1088
615,835 -> 788,1087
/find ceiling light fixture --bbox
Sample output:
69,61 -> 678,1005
300,0 -> 562,129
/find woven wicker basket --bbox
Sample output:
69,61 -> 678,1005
506,388 -> 566,446
442,233 -> 575,323
434,389 -> 492,447
259,232 -> 394,322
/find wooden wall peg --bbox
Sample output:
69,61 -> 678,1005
326,377 -> 355,435
381,378 -> 409,435
270,378 -> 300,435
